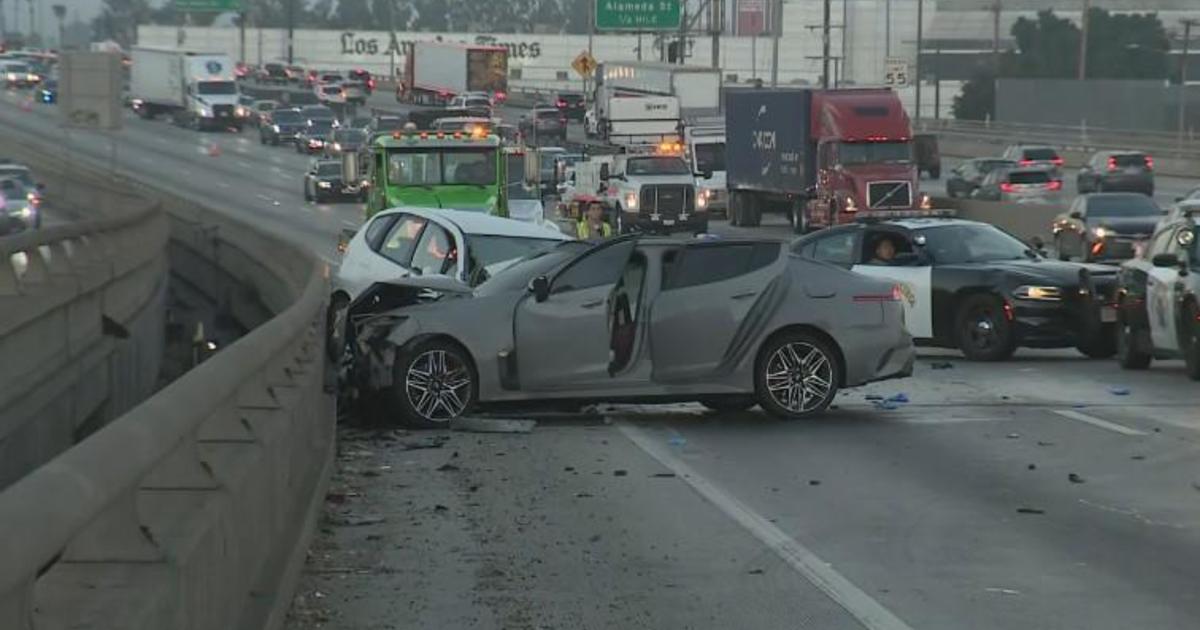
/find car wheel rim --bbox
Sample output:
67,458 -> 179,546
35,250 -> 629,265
765,342 -> 833,413
405,349 -> 471,421
967,307 -> 999,351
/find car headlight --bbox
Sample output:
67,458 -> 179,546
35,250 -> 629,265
332,142 -> 342,152
844,195 -> 857,212
318,181 -> 332,188
624,192 -> 638,210
235,105 -> 248,117
18,206 -> 33,218
918,192 -> 933,210
696,190 -> 708,210
272,124 -> 281,132
1092,226 -> 1113,238
1013,285 -> 1063,301
197,106 -> 212,117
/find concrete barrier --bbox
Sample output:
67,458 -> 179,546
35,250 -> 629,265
0,128 -> 334,630
0,140 -> 168,489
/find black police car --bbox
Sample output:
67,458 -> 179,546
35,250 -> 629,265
793,217 -> 1119,360
1114,211 -> 1200,378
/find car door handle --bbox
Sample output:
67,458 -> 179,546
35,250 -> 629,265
731,291 -> 759,301
581,299 -> 605,309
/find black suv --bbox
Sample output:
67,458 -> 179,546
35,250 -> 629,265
555,92 -> 586,121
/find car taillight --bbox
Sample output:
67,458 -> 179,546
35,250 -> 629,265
1051,157 -> 1064,167
1047,180 -> 1062,191
1000,182 -> 1015,192
494,91 -> 507,102
853,285 -> 903,303
1107,157 -> 1118,171
1019,159 -> 1033,166
1145,155 -> 1154,170
556,99 -> 566,108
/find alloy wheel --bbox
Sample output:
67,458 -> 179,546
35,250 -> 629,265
405,349 -> 472,422
764,341 -> 834,414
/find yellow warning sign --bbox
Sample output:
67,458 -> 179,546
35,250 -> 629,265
572,50 -> 598,79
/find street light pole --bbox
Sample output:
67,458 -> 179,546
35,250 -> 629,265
1180,19 -> 1197,146
770,0 -> 781,86
820,0 -> 830,89
915,0 -> 923,121
286,0 -> 295,65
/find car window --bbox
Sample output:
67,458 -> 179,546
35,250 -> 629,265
1024,148 -> 1058,161
1087,195 -> 1160,218
805,231 -> 858,267
861,230 -> 916,265
410,224 -> 457,277
551,240 -> 636,294
379,214 -> 427,266
665,243 -> 778,290
363,214 -> 398,251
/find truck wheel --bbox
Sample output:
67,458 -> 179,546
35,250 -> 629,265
742,194 -> 762,227
790,202 -> 808,235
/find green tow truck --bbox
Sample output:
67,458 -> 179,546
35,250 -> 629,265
363,130 -> 508,219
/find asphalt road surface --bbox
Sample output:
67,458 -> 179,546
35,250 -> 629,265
6,89 -> 1200,630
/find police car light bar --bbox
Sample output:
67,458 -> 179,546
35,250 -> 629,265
854,209 -> 957,222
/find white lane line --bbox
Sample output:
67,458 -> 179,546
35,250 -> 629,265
217,181 -> 231,189
616,422 -> 915,630
1052,409 -> 1146,436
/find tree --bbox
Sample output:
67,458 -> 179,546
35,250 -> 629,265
335,0 -> 374,28
953,70 -> 996,121
92,0 -> 154,48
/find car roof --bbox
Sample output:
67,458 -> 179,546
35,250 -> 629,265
378,207 -> 572,239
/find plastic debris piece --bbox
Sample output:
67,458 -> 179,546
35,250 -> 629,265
929,361 -> 954,370
1027,464 -> 1037,470
435,463 -> 460,472
1006,433 -> 1020,439
651,472 -> 676,478
865,394 -> 884,401
331,514 -> 386,527
747,569 -> 765,575
668,436 -> 687,447
808,479 -> 821,486
886,393 -> 909,404
613,469 -> 628,477
1016,507 -> 1045,515
1068,473 -> 1085,484
1107,386 -> 1130,396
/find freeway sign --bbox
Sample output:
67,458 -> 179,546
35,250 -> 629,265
174,0 -> 241,11
596,0 -> 682,31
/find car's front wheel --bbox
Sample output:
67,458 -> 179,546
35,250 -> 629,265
1116,305 -> 1153,370
394,339 -> 477,428
955,294 -> 1016,361
754,332 -> 840,419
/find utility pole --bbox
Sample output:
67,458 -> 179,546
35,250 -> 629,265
915,0 -> 923,121
0,1 -> 8,46
934,41 -> 941,119
885,0 -> 891,57
990,0 -> 1001,75
286,0 -> 295,65
770,0 -> 781,86
238,10 -> 246,64
820,0 -> 830,89
678,3 -> 687,65
52,4 -> 65,48
1078,0 -> 1090,80
24,0 -> 31,44
1180,19 -> 1197,146
710,0 -> 720,69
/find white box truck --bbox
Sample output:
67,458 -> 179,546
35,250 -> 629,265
586,95 -> 681,144
397,41 -> 508,105
130,47 -> 247,131
684,122 -> 727,216
595,62 -> 721,115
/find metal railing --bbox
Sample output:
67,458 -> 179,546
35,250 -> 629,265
919,118 -> 1200,161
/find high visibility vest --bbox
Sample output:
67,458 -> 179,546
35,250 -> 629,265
577,220 -> 612,240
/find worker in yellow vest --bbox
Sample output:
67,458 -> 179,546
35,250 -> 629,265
577,199 -> 613,241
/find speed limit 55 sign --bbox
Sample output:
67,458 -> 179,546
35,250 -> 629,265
884,58 -> 909,87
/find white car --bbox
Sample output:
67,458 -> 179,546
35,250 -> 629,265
316,82 -> 347,105
332,206 -> 572,305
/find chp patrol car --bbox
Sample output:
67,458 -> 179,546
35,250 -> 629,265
793,216 -> 1119,360
570,142 -> 709,235
1115,210 -> 1200,378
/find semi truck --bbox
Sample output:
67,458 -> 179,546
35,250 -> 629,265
364,129 -> 509,219
396,42 -> 508,106
595,61 -> 721,115
724,87 -> 929,232
129,47 -> 248,130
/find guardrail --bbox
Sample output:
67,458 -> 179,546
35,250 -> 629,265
920,118 -> 1200,162
0,125 -> 333,630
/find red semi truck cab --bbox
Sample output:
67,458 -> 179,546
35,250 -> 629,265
725,87 -> 930,233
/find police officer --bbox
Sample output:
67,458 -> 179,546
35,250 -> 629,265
577,199 -> 613,241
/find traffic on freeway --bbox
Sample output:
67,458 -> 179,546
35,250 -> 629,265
6,33 -> 1200,630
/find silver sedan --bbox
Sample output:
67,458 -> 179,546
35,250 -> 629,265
339,236 -> 914,427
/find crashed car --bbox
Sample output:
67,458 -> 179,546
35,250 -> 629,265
335,236 -> 915,427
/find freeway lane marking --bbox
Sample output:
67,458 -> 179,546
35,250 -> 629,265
1052,409 -> 1146,436
617,422 -> 915,630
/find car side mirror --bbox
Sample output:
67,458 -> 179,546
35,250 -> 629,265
1069,210 -> 1083,220
1030,236 -> 1045,251
701,169 -> 713,180
529,275 -> 550,302
1152,253 -> 1180,268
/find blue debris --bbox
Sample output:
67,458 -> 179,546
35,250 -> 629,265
1108,386 -> 1130,396
667,435 -> 687,447
873,401 -> 899,410
886,393 -> 910,404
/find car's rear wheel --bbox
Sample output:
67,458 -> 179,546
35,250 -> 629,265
1116,304 -> 1152,370
1183,303 -> 1200,380
699,396 -> 757,413
326,292 -> 350,364
394,339 -> 477,428
955,294 -> 1016,361
754,332 -> 840,419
